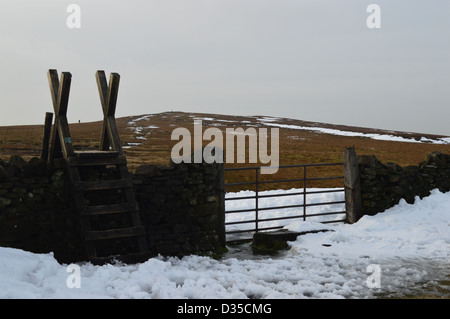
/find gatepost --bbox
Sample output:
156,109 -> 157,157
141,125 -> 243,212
343,146 -> 363,224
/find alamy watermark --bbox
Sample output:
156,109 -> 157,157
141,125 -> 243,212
66,4 -> 81,29
66,264 -> 81,288
366,264 -> 381,289
366,4 -> 381,29
61,1 -> 381,172
171,120 -> 279,174
64,4 -> 381,30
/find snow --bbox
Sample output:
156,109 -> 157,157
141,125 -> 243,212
1,189 -> 448,299
287,189 -> 449,258
126,116 -> 160,143
127,114 -> 154,125
258,120 -> 450,145
225,188 -> 346,241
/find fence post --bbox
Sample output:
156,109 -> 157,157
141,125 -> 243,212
255,167 -> 259,232
217,162 -> 226,247
343,146 -> 363,224
303,166 -> 307,221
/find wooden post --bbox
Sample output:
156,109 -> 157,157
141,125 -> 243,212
40,112 -> 53,162
343,146 -> 363,224
95,70 -> 122,153
47,70 -> 75,160
255,167 -> 259,233
217,161 -> 226,247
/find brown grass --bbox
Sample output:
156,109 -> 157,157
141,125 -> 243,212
1,111 -> 450,191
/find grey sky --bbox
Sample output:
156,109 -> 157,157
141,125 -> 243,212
0,0 -> 449,135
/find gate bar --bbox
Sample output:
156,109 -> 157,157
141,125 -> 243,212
225,188 -> 345,201
225,200 -> 345,214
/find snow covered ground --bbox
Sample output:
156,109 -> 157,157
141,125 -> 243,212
0,189 -> 448,299
225,188 -> 346,242
256,117 -> 450,145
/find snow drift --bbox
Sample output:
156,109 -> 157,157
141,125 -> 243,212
0,189 -> 448,299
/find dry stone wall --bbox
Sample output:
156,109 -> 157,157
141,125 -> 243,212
0,155 -> 226,263
0,156 -> 84,263
358,151 -> 450,216
133,161 -> 225,257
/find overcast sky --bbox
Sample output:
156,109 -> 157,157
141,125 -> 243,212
0,0 -> 449,135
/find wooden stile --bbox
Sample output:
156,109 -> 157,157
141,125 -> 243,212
46,69 -> 148,263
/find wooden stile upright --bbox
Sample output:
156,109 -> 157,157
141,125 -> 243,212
46,69 -> 148,264
40,112 -> 53,162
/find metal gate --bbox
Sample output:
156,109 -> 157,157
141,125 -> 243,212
224,163 -> 346,243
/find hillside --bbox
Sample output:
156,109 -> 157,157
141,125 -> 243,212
1,111 -> 450,190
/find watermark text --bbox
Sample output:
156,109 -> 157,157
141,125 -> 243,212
171,120 -> 279,174
66,4 -> 81,29
366,4 -> 381,29
66,263 -> 81,288
366,264 -> 381,289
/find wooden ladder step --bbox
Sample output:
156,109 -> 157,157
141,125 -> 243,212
67,155 -> 127,167
75,151 -> 120,158
74,178 -> 133,191
90,251 -> 153,265
80,202 -> 140,216
85,226 -> 146,241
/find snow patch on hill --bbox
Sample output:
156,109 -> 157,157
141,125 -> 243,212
124,113 -> 450,147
